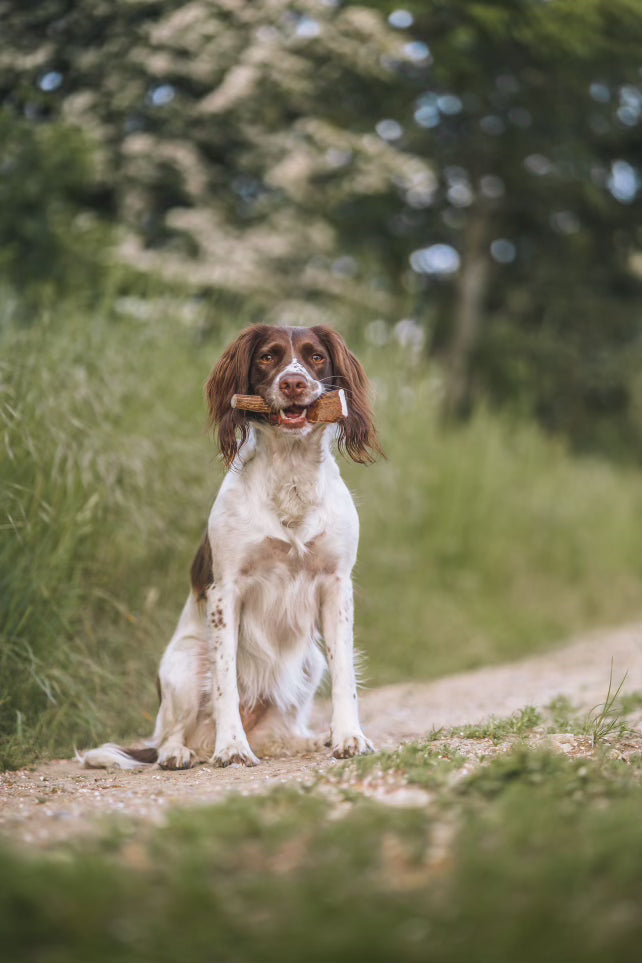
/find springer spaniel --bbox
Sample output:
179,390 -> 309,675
80,324 -> 380,770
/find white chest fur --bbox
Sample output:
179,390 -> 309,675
208,425 -> 359,711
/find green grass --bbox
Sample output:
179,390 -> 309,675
546,694 -> 582,733
2,304 -> 642,766
453,705 -> 544,742
350,354 -> 642,682
0,306 -> 221,766
544,677 -> 640,746
334,707 -> 546,789
2,748 -> 642,962
335,738 -> 468,789
583,663 -> 631,747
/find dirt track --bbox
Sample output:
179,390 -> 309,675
2,623 -> 641,847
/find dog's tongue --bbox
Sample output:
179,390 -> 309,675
279,405 -> 308,428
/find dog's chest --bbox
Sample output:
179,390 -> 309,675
237,531 -> 336,653
219,435 -> 349,651
240,531 -> 336,582
270,481 -> 317,528
263,446 -> 323,527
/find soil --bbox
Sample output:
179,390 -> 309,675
2,623 -> 641,847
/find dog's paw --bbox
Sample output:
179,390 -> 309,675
211,742 -> 259,768
331,732 -> 375,759
158,745 -> 194,770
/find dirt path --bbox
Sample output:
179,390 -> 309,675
2,624 -> 641,847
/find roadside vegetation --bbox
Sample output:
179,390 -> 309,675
2,303 -> 642,768
2,709 -> 642,962
0,299 -> 642,766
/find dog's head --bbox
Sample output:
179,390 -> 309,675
206,324 -> 381,467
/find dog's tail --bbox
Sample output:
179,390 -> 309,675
76,742 -> 158,770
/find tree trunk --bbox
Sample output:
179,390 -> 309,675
442,204 -> 492,422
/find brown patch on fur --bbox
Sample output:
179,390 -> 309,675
302,533 -> 338,577
239,536 -> 291,575
240,534 -> 336,578
190,530 -> 213,600
122,746 -> 158,765
240,699 -> 271,733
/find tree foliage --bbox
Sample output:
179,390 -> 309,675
0,0 -> 425,310
0,112 -> 110,307
367,0 -> 642,456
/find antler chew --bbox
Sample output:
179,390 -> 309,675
307,389 -> 348,423
230,395 -> 271,414
231,389 -> 348,423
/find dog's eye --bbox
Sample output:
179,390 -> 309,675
260,353 -> 273,363
311,353 -> 325,364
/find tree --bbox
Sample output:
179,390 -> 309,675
365,0 -> 642,456
0,0 -> 428,312
0,111 -> 111,309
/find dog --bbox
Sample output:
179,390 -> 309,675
79,324 -> 380,769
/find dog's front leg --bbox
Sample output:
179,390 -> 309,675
206,583 -> 259,767
321,575 -> 375,759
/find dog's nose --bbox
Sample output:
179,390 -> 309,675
279,375 -> 307,399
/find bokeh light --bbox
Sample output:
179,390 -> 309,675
410,243 -> 461,276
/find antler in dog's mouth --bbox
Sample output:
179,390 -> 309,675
231,390 -> 348,425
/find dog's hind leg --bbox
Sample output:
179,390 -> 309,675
154,635 -> 209,769
153,598 -> 211,769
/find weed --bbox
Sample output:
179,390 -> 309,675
583,660 -> 631,747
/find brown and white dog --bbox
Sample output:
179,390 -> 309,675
80,324 -> 380,769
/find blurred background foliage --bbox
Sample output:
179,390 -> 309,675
1,0 -> 642,456
1,0 -> 642,765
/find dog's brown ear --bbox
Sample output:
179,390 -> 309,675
311,326 -> 383,464
206,325 -> 269,467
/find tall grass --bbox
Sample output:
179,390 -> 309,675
350,351 -> 642,682
2,307 -> 642,766
0,308 -> 219,766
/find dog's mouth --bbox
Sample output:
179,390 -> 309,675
278,404 -> 309,429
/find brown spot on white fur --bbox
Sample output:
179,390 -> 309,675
239,533 -> 337,579
190,530 -> 213,600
